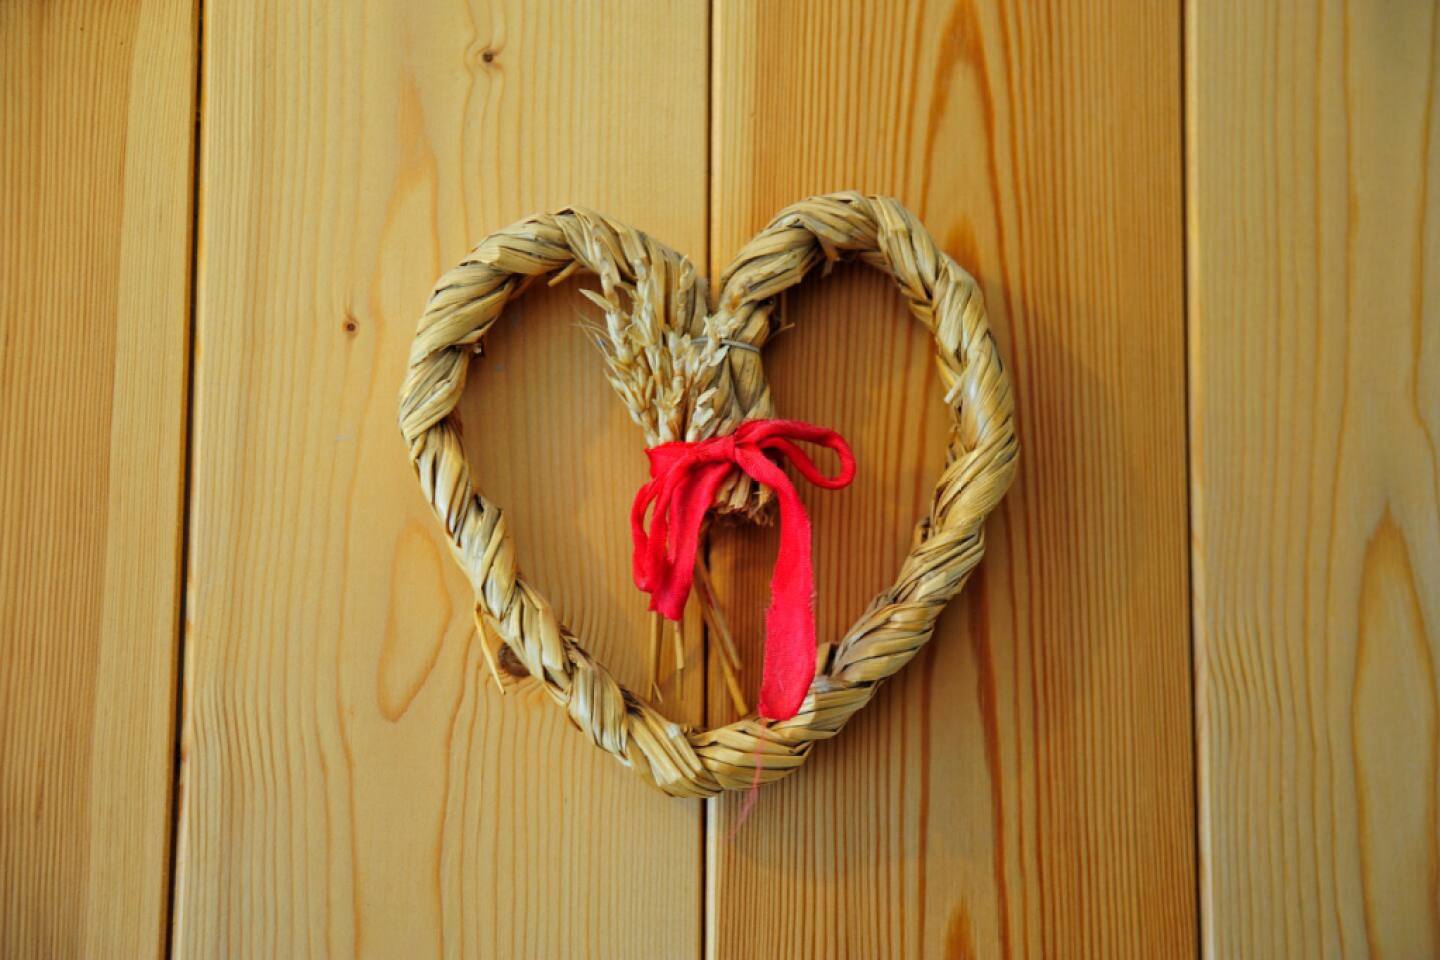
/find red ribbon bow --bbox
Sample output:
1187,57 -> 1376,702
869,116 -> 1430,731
630,418 -> 856,721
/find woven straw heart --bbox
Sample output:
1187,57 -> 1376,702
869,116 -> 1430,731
399,193 -> 1017,797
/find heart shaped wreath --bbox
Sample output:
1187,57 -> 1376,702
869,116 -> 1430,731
399,193 -> 1017,797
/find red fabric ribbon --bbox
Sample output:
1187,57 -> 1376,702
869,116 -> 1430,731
630,418 -> 856,721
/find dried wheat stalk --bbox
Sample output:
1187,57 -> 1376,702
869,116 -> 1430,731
399,193 -> 1017,796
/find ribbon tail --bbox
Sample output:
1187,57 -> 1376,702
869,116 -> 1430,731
647,459 -> 733,621
739,450 -> 818,721
630,478 -> 660,590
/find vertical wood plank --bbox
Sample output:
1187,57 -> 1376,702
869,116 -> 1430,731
1190,1 -> 1440,955
177,1 -> 708,955
0,3 -> 197,955
706,1 -> 1194,956
0,1 -> 197,956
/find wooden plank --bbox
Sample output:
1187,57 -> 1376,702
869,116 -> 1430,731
0,1 -> 197,956
1189,1 -> 1440,955
176,1 -> 708,955
705,1 -> 1194,956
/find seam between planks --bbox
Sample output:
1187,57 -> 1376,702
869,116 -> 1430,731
1181,0 -> 1206,957
701,1 -> 716,957
164,0 -> 206,956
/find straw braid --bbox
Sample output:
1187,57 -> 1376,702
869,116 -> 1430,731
399,193 -> 1016,796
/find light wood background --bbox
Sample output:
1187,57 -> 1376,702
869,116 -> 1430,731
705,1 -> 1193,957
1,0 -> 196,956
1,0 -> 1434,957
1189,0 -> 1440,956
177,2 -> 707,956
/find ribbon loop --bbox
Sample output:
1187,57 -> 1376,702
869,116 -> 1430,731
630,418 -> 856,721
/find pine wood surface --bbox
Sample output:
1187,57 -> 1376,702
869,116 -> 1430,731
0,1 -> 197,956
1189,1 -> 1440,955
175,2 -> 707,955
13,0 -> 1439,956
704,1 -> 1195,956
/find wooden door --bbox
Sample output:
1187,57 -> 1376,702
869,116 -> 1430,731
2,1 -> 1435,957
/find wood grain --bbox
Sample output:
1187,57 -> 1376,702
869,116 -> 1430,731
705,1 -> 1194,956
176,2 -> 707,955
1190,1 -> 1440,955
0,1 -> 197,956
